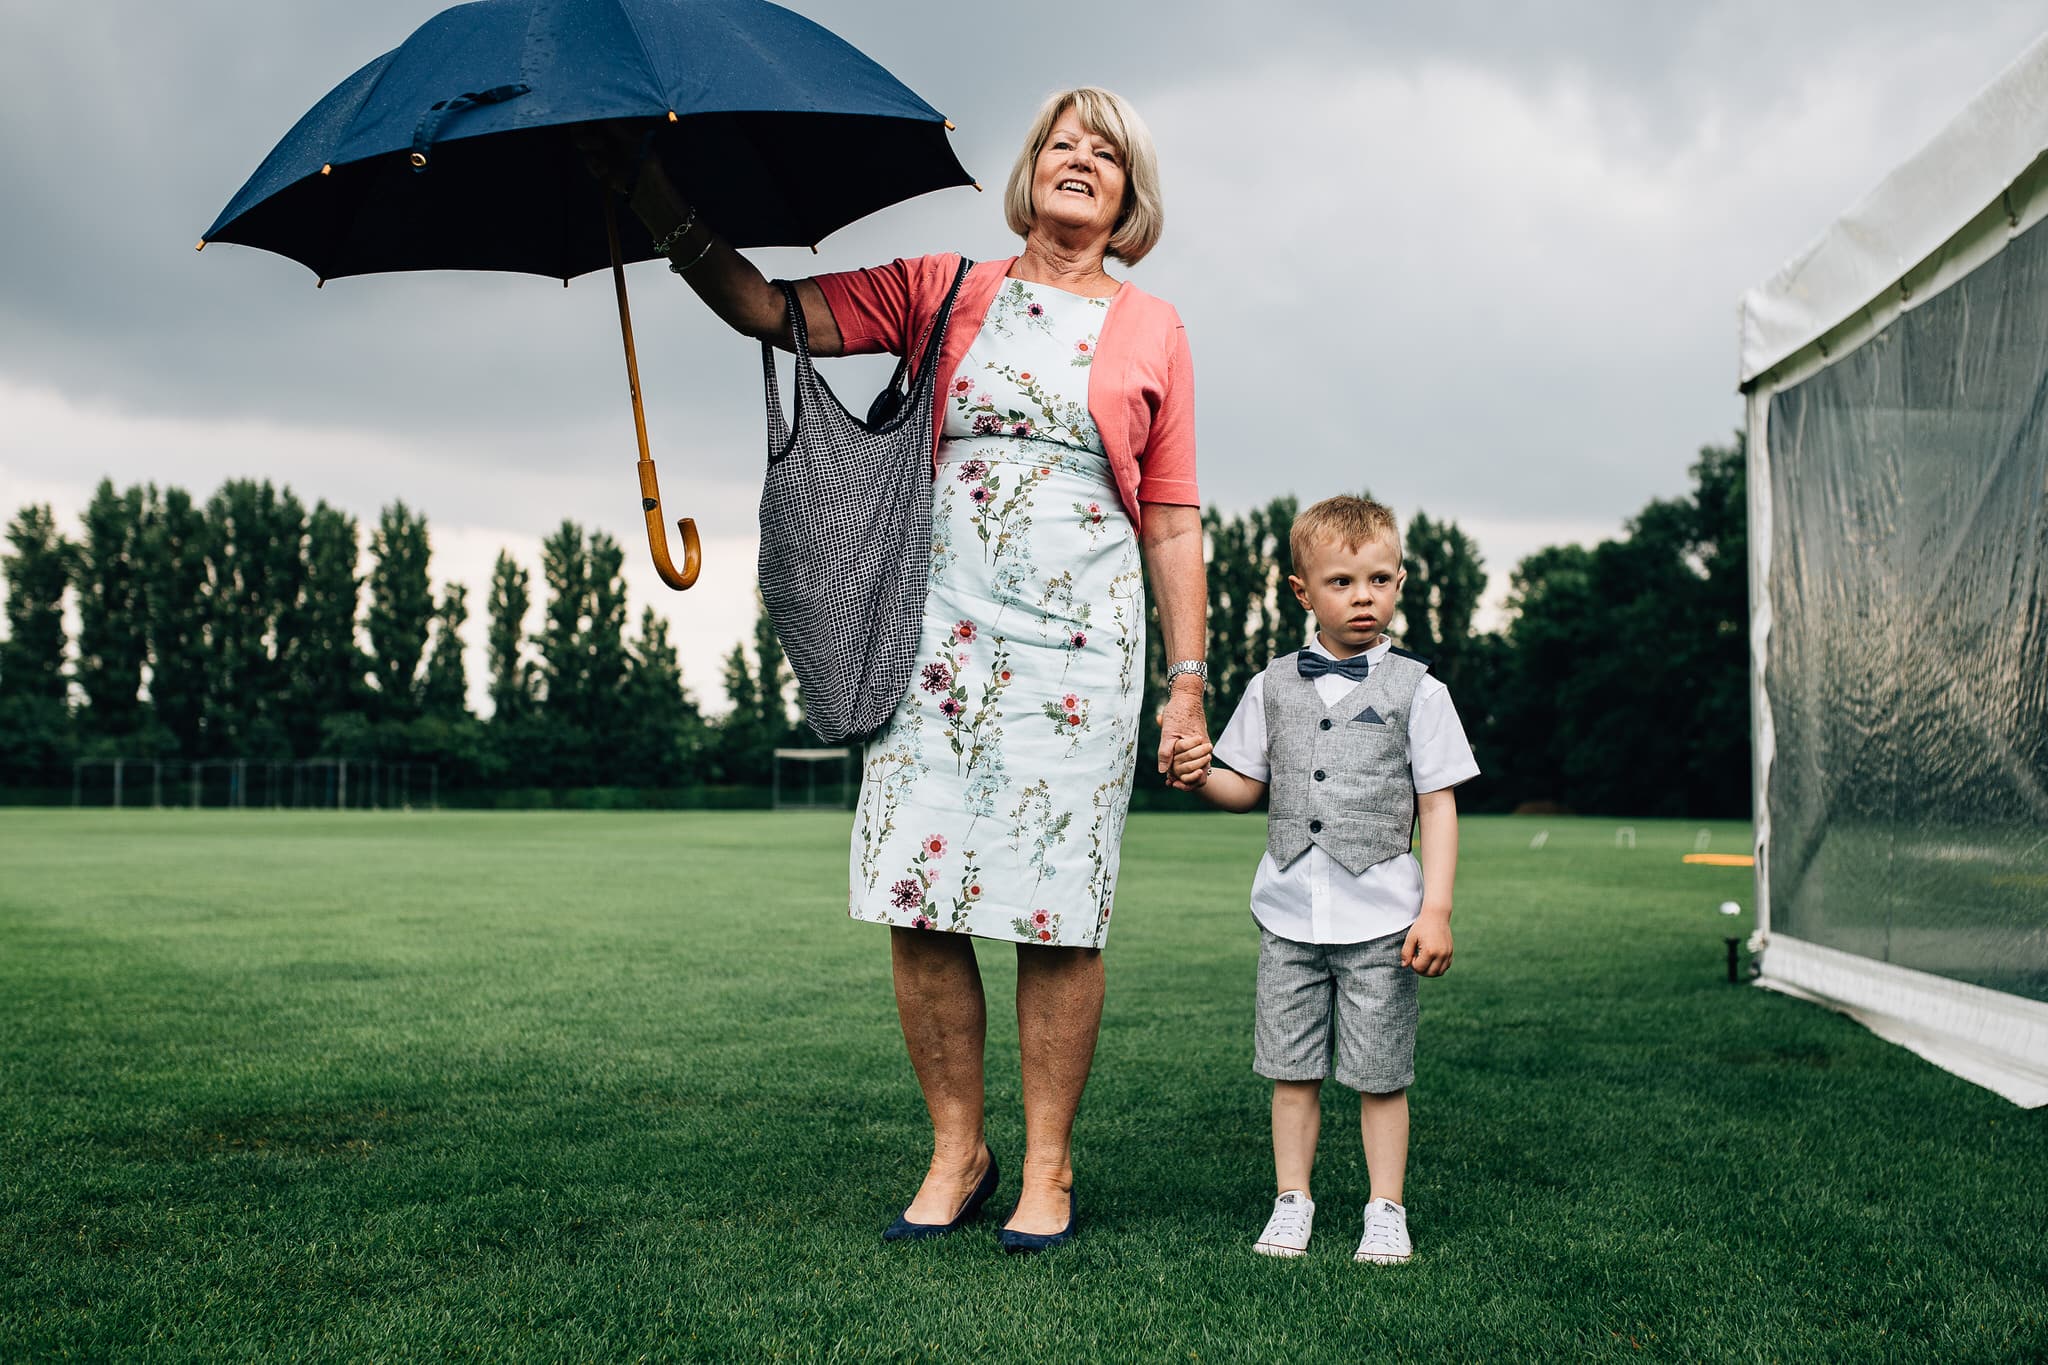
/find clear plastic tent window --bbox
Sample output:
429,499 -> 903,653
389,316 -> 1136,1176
1764,214 -> 2048,1006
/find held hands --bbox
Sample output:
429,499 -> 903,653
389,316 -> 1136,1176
1401,914 -> 1453,977
1168,736 -> 1214,789
1155,687 -> 1208,792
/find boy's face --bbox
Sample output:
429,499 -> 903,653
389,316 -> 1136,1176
1289,534 -> 1405,658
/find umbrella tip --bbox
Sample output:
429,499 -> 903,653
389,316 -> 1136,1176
667,110 -> 678,122
972,182 -> 984,193
944,119 -> 956,131
195,240 -> 207,252
320,163 -> 332,176
316,277 -> 326,289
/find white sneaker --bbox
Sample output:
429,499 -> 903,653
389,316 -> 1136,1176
1353,1197 -> 1412,1264
1254,1190 -> 1315,1257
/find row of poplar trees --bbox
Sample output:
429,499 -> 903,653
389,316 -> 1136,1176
2,438 -> 1748,814
0,479 -> 802,793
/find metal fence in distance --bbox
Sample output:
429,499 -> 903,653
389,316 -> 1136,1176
70,759 -> 439,811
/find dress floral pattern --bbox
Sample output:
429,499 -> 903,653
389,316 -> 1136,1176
851,281 -> 1138,948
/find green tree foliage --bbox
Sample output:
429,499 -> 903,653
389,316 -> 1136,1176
2,504 -> 73,704
281,502 -> 363,755
72,480 -> 150,743
139,486 -> 210,758
1487,437 -> 1748,816
1397,509 -> 1493,761
526,523 -> 631,784
1,439 -> 1749,811
486,551 -> 537,723
751,592 -> 792,750
201,479 -> 306,759
618,606 -> 705,786
583,532 -> 630,736
1203,499 -> 1295,717
0,504 -> 75,773
421,583 -> 471,722
1398,511 -> 1486,674
713,596 -> 789,786
537,521 -> 591,721
365,501 -> 433,723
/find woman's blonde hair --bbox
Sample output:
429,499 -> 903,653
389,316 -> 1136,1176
1003,87 -> 1164,266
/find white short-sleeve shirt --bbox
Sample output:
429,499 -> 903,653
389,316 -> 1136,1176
1212,635 -> 1480,945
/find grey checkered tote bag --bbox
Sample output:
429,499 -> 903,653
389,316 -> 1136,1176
758,260 -> 973,742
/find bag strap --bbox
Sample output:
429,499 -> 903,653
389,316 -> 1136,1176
879,256 -> 975,402
762,279 -> 809,463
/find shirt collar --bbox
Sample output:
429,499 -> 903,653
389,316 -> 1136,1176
1306,635 -> 1393,666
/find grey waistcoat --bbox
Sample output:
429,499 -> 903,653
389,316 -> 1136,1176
1263,649 -> 1429,876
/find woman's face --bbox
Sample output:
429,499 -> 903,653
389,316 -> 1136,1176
1031,107 -> 1127,245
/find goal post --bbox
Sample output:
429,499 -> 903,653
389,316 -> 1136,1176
772,747 -> 855,810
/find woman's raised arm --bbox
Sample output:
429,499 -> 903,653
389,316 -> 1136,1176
581,122 -> 842,354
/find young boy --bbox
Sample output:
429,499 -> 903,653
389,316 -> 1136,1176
1172,495 -> 1477,1264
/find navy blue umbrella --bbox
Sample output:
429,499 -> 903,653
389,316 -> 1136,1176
202,0 -> 975,588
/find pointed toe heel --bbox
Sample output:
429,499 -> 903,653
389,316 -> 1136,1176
998,1187 -> 1077,1254
882,1150 -> 1000,1243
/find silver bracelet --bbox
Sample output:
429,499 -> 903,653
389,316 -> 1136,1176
668,232 -> 717,275
1165,659 -> 1208,686
650,207 -> 698,257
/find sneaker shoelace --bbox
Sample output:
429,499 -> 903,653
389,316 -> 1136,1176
1267,1199 -> 1311,1240
1362,1205 -> 1404,1248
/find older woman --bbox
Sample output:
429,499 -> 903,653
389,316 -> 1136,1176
605,87 -> 1207,1251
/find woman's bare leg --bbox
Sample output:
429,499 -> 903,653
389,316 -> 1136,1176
892,927 -> 993,1222
1006,943 -> 1105,1234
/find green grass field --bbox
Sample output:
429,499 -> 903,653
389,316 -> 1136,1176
2,810 -> 2043,1362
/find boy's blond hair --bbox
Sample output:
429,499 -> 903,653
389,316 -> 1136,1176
1290,495 -> 1402,569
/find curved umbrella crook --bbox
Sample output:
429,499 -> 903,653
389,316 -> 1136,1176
604,191 -> 701,590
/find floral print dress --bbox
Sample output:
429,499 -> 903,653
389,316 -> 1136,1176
850,279 -> 1142,948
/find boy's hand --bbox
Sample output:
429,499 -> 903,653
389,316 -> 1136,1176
1168,737 -> 1213,789
1402,914 -> 1453,976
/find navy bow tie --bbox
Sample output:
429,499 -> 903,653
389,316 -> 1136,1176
1298,651 -> 1372,682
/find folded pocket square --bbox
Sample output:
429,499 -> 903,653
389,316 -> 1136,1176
1354,706 -> 1387,725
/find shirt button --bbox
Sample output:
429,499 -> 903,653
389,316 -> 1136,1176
1309,819 -> 1323,833
1314,770 -> 1327,781
1319,718 -> 1332,730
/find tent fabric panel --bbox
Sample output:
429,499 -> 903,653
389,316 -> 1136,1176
1738,30 -> 2048,386
1759,211 -> 2048,1024
1756,935 -> 2048,1108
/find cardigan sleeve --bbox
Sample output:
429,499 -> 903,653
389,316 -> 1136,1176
1134,314 -> 1200,507
811,254 -> 960,358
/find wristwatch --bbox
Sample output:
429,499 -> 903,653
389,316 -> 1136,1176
1165,659 -> 1208,686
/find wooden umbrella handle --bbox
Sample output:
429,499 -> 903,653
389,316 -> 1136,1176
605,191 -> 700,590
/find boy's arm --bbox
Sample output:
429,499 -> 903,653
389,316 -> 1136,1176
1169,738 -> 1267,813
1403,787 -> 1458,976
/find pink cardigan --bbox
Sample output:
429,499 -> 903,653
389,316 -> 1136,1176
813,254 -> 1199,530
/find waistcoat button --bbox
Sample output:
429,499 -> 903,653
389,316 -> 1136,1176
1319,718 -> 1333,730
1314,769 -> 1326,781
1309,819 -> 1323,833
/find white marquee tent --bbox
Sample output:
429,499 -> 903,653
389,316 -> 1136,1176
1739,32 -> 2048,1106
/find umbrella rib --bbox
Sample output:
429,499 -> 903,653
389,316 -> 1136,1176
601,0 -> 668,109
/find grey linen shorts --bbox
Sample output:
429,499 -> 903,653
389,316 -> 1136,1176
1254,924 -> 1418,1094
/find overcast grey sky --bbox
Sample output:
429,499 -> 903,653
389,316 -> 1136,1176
2,0 -> 2043,713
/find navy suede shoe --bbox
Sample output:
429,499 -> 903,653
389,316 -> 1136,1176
882,1150 -> 1000,1242
997,1187 -> 1077,1254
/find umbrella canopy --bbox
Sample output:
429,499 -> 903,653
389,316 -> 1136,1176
202,0 -> 974,280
